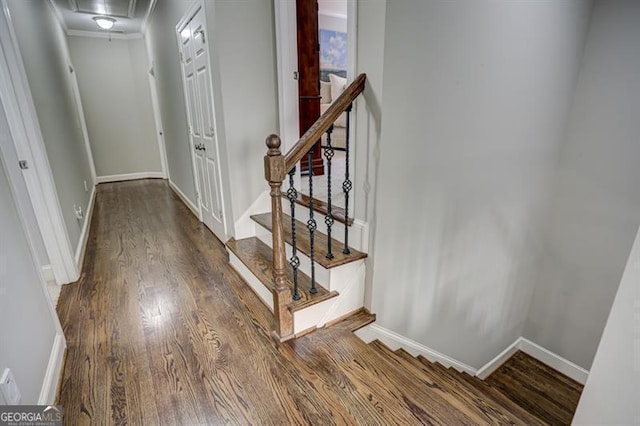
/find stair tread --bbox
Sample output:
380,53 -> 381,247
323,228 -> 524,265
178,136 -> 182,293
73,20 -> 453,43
251,212 -> 367,269
322,339 -> 479,424
226,237 -> 338,312
282,192 -> 354,226
417,356 -> 549,425
394,349 -> 489,398
486,351 -> 583,425
369,342 -> 534,425
325,308 -> 375,332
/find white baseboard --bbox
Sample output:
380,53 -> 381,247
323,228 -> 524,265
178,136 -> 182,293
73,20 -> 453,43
354,324 -> 476,375
74,185 -> 96,272
96,171 -> 164,183
38,333 -> 66,405
168,179 -> 199,219
518,338 -> 589,384
476,339 -> 521,379
41,264 -> 56,285
355,326 -> 590,384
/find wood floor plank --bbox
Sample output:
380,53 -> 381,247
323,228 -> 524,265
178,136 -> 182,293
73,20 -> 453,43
55,180 -> 577,425
487,351 -> 583,425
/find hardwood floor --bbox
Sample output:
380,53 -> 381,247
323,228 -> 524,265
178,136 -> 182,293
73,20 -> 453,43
487,351 -> 584,425
56,179 -> 581,425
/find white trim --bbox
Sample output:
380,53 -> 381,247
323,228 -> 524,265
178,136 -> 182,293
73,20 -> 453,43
229,251 -> 274,311
175,0 -> 205,225
318,11 -> 347,20
476,339 -> 521,379
518,338 -> 589,385
147,64 -> 168,179
67,30 -> 143,39
274,0 -> 300,152
354,324 -> 477,375
127,0 -> 137,19
38,333 -> 66,405
0,0 -> 79,284
141,0 -> 157,35
169,179 -> 199,219
42,265 -> 56,285
68,63 -> 97,184
46,0 -> 68,32
74,185 -> 96,271
233,190 -> 270,240
96,171 -> 164,183
354,326 -> 590,384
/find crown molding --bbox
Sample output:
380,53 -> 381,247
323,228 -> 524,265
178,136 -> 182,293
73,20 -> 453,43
67,29 -> 143,39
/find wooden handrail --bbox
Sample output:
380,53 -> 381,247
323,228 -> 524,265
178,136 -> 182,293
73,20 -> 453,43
284,73 -> 366,171
262,73 -> 366,342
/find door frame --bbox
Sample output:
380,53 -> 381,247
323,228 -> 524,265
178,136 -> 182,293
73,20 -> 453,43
0,0 -> 79,284
275,0 -> 357,147
175,0 -> 229,239
147,63 -> 169,179
274,0 -> 358,210
68,63 -> 97,184
175,0 -> 205,223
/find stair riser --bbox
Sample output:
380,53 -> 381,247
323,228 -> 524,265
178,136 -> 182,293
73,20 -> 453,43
229,251 -> 274,311
256,228 -> 364,293
291,203 -> 369,252
230,243 -> 366,336
293,263 -> 366,334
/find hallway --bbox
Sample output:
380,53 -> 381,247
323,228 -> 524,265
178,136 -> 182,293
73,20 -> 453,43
56,180 -> 580,425
55,179 -> 436,424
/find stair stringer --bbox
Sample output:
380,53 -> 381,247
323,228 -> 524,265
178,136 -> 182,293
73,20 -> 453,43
228,250 -> 274,311
293,260 -> 366,334
233,190 -> 270,240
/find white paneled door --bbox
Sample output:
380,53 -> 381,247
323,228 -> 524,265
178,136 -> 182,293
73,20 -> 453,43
177,3 -> 226,240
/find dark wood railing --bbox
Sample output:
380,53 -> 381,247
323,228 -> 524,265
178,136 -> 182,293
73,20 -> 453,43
264,73 -> 366,341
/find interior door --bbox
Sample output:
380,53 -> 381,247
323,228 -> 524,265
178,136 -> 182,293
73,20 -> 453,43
177,5 -> 226,240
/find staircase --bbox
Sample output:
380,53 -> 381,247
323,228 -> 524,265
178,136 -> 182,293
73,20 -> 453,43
227,74 -> 369,340
225,72 -> 584,422
364,339 -> 583,425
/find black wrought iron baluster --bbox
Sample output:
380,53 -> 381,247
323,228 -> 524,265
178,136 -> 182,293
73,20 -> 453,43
287,168 -> 301,301
324,125 -> 335,259
342,103 -> 353,254
306,147 -> 318,293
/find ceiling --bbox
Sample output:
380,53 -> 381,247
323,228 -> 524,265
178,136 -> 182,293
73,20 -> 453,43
50,0 -> 155,35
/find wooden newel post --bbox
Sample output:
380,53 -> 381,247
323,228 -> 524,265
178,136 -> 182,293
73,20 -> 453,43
264,134 -> 294,341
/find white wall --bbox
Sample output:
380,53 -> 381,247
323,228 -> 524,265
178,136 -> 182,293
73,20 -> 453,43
6,0 -> 94,250
146,0 -> 278,236
354,0 -> 386,308
0,150 -> 59,404
204,0 -> 278,235
368,0 -> 591,369
572,225 -> 640,424
68,36 -> 162,178
525,0 -> 640,370
144,0 -> 196,202
319,11 -> 346,34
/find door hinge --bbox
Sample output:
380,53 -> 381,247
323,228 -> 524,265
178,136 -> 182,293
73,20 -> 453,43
293,71 -> 299,80
317,43 -> 320,52
18,160 -> 28,170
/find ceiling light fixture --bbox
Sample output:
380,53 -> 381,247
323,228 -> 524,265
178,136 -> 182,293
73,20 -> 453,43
93,16 -> 116,30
